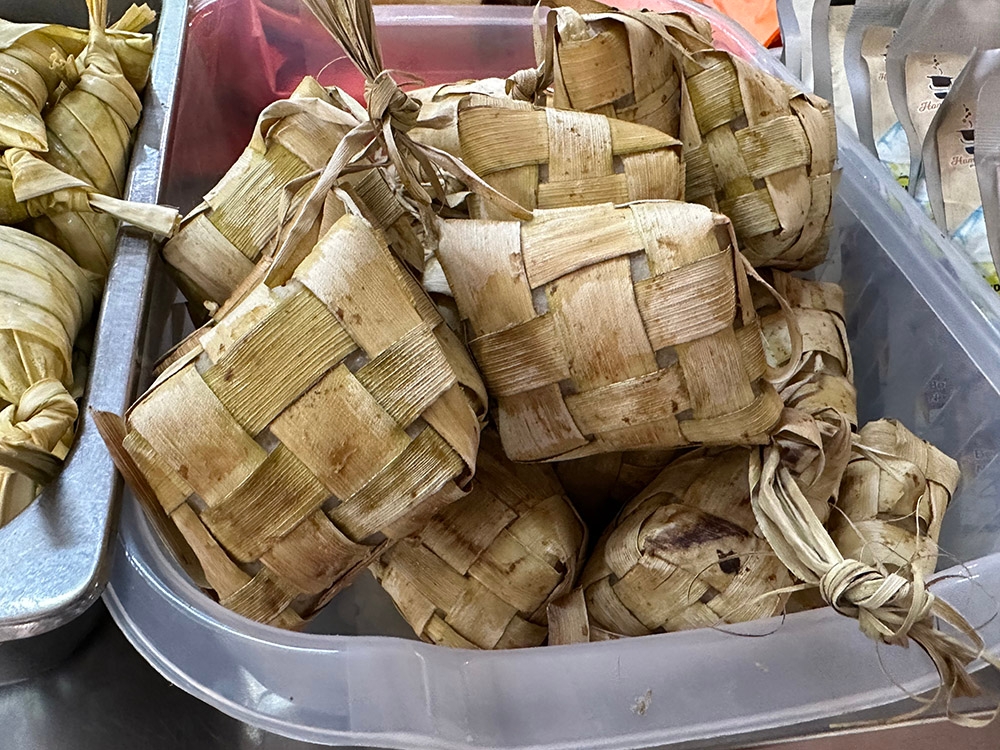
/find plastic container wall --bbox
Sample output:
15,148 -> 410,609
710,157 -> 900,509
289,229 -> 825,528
105,2 -> 1000,748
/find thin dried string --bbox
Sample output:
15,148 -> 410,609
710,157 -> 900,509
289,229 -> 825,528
750,442 -> 1000,715
272,0 -> 531,284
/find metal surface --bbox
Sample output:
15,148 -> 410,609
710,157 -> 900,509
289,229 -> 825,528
0,0 -> 181,643
0,603 -> 997,749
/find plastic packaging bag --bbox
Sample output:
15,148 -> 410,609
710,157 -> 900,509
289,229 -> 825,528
923,49 -> 1000,293
776,0 -> 815,86
843,0 -> 914,186
811,0 -> 855,133
886,0 -> 1000,196
977,74 -> 1000,285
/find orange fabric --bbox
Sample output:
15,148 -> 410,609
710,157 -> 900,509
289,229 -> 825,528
702,0 -> 780,46
607,0 -> 780,47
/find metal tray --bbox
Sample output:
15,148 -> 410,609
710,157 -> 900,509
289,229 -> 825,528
0,0 -> 184,651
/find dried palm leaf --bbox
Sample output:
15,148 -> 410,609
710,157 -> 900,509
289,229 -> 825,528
410,78 -> 511,158
436,200 -> 785,462
750,416 -> 1000,701
17,0 -> 152,277
550,446 -> 792,643
98,196 -> 487,628
161,78 -> 364,314
5,147 -> 179,246
0,226 -> 99,526
759,271 -> 856,522
535,5 -> 713,137
370,431 -> 586,648
0,3 -> 155,153
532,3 -> 837,270
831,420 -> 959,579
456,93 -> 684,221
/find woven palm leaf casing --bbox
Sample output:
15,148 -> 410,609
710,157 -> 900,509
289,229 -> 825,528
436,200 -> 783,462
679,50 -> 837,271
103,205 -> 487,629
162,78 -> 426,319
543,5 -> 837,270
556,446 -> 791,642
546,8 -> 713,138
371,432 -> 586,649
0,226 -> 98,526
832,420 -> 959,579
456,94 -> 684,221
409,79 -> 512,158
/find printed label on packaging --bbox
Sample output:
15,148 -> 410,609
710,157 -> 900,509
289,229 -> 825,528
905,51 -> 968,154
937,98 -> 1000,293
862,25 -> 909,186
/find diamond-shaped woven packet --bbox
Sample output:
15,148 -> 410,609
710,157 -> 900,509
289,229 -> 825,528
456,93 -> 685,221
437,200 -> 784,462
98,199 -> 487,629
678,52 -> 837,270
371,431 -> 586,649
539,5 -> 713,137
831,419 -> 959,579
162,78 -> 427,318
0,226 -> 99,525
548,447 -> 792,643
531,3 -> 837,271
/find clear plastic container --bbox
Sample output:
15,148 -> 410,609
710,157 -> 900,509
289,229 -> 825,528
104,2 -> 1000,748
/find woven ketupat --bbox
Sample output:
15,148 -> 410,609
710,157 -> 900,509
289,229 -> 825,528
541,5 -> 837,270
679,50 -> 837,270
543,7 -> 713,137
371,432 -> 586,649
831,420 -> 959,579
436,200 -> 783,462
551,447 -> 792,642
162,77 -> 425,318
457,94 -> 685,221
101,204 -> 487,628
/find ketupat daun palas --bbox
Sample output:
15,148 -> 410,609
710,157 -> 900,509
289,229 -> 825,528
548,446 -> 793,644
436,200 -> 787,462
455,93 -> 685,222
98,192 -> 488,629
521,0 -> 838,271
831,419 -> 959,579
371,432 -> 587,649
161,78 -> 432,319
0,226 -> 99,526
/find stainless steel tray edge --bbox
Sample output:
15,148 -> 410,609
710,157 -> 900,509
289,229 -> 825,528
0,0 -> 185,641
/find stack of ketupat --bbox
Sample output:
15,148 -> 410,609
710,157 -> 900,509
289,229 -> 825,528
0,0 -> 174,526
99,0 -> 995,701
